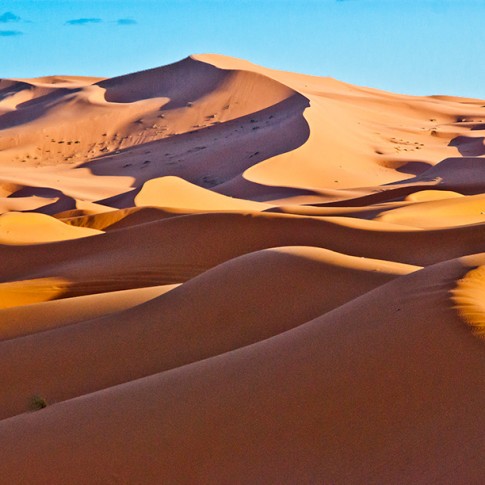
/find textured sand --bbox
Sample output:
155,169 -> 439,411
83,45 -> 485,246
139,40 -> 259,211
0,54 -> 484,484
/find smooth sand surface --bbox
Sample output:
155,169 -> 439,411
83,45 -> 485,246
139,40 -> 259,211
0,212 -> 103,244
375,192 -> 485,228
134,175 -> 271,211
0,255 -> 483,484
0,247 -> 419,421
0,54 -> 484,483
0,284 -> 178,341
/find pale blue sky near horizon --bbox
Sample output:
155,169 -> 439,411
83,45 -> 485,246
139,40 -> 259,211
1,0 -> 484,98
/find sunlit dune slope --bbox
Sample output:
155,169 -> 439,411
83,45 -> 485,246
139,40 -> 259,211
0,212 -> 102,245
0,284 -> 178,341
1,53 -> 484,206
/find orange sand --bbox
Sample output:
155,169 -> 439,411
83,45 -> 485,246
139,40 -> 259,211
0,54 -> 484,484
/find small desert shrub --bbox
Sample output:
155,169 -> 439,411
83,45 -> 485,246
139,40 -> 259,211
29,395 -> 48,411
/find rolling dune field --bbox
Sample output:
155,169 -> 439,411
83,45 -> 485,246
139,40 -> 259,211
0,54 -> 484,484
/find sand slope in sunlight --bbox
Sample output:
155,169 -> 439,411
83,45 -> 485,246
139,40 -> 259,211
0,212 -> 102,244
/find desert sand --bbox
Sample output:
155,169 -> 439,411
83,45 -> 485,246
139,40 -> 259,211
0,54 -> 484,484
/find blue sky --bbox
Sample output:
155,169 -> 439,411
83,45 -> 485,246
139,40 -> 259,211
1,0 -> 484,98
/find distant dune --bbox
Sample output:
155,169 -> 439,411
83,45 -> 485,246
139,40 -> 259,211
0,54 -> 484,484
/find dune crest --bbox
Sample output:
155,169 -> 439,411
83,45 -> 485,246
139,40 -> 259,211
0,212 -> 103,245
135,176 -> 271,211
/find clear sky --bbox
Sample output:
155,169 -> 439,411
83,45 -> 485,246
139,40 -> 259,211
1,0 -> 484,98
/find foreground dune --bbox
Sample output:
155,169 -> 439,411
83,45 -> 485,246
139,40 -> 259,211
0,255 -> 483,484
0,54 -> 484,483
0,247 -> 418,420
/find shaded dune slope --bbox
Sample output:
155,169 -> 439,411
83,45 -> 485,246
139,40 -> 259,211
0,255 -> 483,483
0,211 -> 484,297
0,246 -> 418,421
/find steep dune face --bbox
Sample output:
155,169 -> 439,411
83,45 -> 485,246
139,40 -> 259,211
195,53 -> 485,194
0,54 -> 484,483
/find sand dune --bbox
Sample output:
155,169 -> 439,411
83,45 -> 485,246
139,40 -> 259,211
375,192 -> 485,228
0,211 -> 102,245
0,194 -> 58,214
0,254 -> 483,483
134,175 -> 271,211
0,54 -> 484,483
0,284 -> 178,341
0,211 -> 483,310
0,246 -> 419,421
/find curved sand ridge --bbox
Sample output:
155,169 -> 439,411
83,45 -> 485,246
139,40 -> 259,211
404,189 -> 463,202
374,193 -> 485,228
194,53 -> 485,194
0,284 -> 178,341
0,54 -> 484,483
0,212 -> 102,245
0,56 -> 307,200
134,176 -> 271,211
3,53 -> 483,208
0,211 -> 483,305
0,246 -> 418,421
